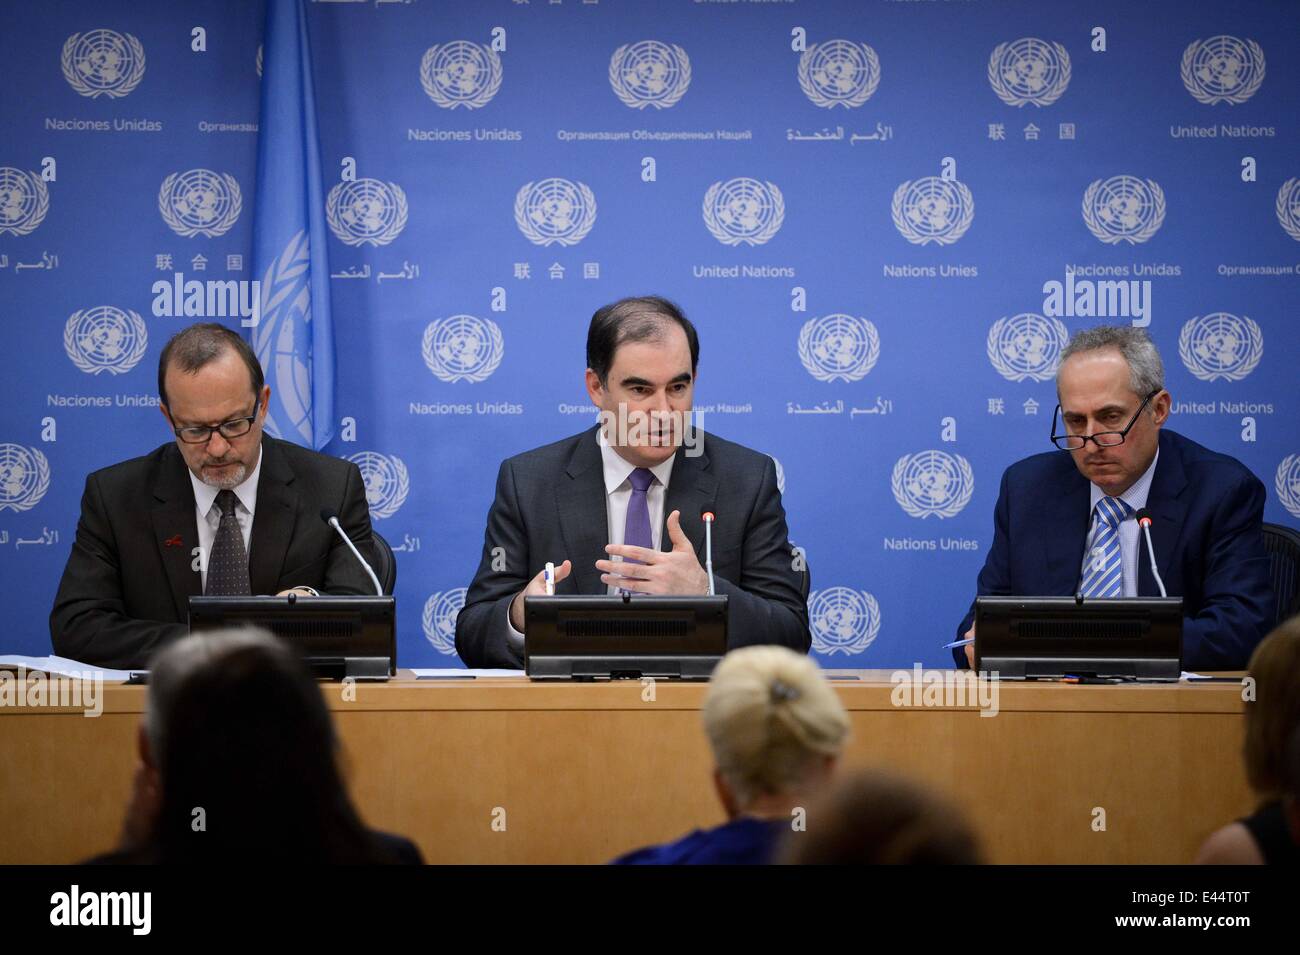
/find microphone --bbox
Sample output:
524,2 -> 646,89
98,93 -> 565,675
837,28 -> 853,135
701,510 -> 716,596
1134,507 -> 1167,598
320,508 -> 383,596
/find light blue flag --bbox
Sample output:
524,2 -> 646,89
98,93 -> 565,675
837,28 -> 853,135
249,0 -> 334,450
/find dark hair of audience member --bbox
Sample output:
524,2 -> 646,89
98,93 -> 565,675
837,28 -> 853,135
780,768 -> 982,865
149,639 -> 397,864
1243,615 -> 1300,804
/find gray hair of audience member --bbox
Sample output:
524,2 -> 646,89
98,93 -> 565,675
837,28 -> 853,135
780,768 -> 983,865
144,627 -> 291,766
701,645 -> 850,808
1056,325 -> 1165,401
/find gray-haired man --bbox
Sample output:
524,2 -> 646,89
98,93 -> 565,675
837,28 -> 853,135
956,325 -> 1273,670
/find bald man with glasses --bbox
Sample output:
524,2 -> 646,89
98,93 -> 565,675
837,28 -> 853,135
50,323 -> 376,669
955,325 -> 1273,671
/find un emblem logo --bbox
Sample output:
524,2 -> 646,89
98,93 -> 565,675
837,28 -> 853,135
798,314 -> 880,383
61,29 -> 145,99
987,314 -> 1068,383
1178,313 -> 1263,382
1276,179 -> 1300,242
892,450 -> 974,520
422,315 -> 504,383
797,39 -> 881,108
422,588 -> 468,655
1277,455 -> 1300,520
609,41 -> 690,109
892,177 -> 974,245
0,444 -> 51,513
0,168 -> 50,236
63,307 -> 148,376
514,178 -> 596,247
988,38 -> 1070,107
420,41 -> 502,109
1181,36 -> 1264,105
346,451 -> 410,520
808,587 -> 881,656
326,179 -> 409,247
1082,175 -> 1165,245
703,178 -> 784,246
159,170 -> 242,238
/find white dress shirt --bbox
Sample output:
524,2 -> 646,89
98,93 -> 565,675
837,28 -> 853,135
504,431 -> 678,649
189,449 -> 262,592
1080,448 -> 1159,597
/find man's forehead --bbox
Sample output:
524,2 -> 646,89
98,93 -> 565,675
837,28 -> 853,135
166,371 -> 256,418
1059,352 -> 1134,401
610,339 -> 692,378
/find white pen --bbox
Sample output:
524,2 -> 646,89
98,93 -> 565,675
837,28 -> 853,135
544,561 -> 555,596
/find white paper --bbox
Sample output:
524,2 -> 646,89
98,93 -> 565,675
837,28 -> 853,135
409,668 -> 524,678
0,654 -> 136,682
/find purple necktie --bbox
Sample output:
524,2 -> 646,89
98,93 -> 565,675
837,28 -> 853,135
623,467 -> 655,554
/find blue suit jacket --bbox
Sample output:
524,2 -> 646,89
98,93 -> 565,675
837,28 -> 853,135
955,428 -> 1273,671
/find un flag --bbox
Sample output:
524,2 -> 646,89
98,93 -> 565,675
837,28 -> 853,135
249,0 -> 335,450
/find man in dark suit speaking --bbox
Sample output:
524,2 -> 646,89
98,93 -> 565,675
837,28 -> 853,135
456,296 -> 810,668
50,323 -> 376,669
955,325 -> 1273,671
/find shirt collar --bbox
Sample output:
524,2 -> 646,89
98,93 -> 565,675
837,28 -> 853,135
189,443 -> 263,518
596,428 -> 676,496
1089,447 -> 1159,516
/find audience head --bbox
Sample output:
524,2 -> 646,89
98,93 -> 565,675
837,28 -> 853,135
702,645 -> 850,817
139,627 -> 387,863
782,768 -> 983,865
1243,615 -> 1300,803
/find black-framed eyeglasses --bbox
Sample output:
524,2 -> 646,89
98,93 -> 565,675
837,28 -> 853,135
171,403 -> 259,445
1050,390 -> 1160,451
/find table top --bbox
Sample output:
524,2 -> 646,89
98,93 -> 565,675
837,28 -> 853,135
1,668 -> 1249,716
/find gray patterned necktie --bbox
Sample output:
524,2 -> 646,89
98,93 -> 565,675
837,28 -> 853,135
205,489 -> 251,596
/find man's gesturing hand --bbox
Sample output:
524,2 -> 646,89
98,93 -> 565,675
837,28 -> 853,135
596,509 -> 709,595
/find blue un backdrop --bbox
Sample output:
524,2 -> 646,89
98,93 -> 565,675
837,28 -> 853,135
1,0 -> 1298,668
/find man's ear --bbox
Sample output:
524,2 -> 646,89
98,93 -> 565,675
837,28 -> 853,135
1153,389 -> 1172,426
159,402 -> 173,430
584,368 -> 604,408
258,384 -> 271,418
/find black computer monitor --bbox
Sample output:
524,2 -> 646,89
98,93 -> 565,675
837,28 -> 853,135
974,596 -> 1183,681
523,594 -> 729,681
188,595 -> 396,680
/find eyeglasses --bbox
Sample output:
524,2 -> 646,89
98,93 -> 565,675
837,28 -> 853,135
171,403 -> 259,445
1050,390 -> 1160,451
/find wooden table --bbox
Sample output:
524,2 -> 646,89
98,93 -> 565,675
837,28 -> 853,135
0,670 -> 1253,864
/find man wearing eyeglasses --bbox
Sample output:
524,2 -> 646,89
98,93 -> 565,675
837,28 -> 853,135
50,322 -> 376,669
955,325 -> 1273,671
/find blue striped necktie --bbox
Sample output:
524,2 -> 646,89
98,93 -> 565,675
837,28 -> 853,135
1079,496 -> 1131,598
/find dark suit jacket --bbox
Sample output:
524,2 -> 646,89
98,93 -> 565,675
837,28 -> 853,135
456,426 -> 811,667
955,428 -> 1274,670
50,435 -> 375,669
